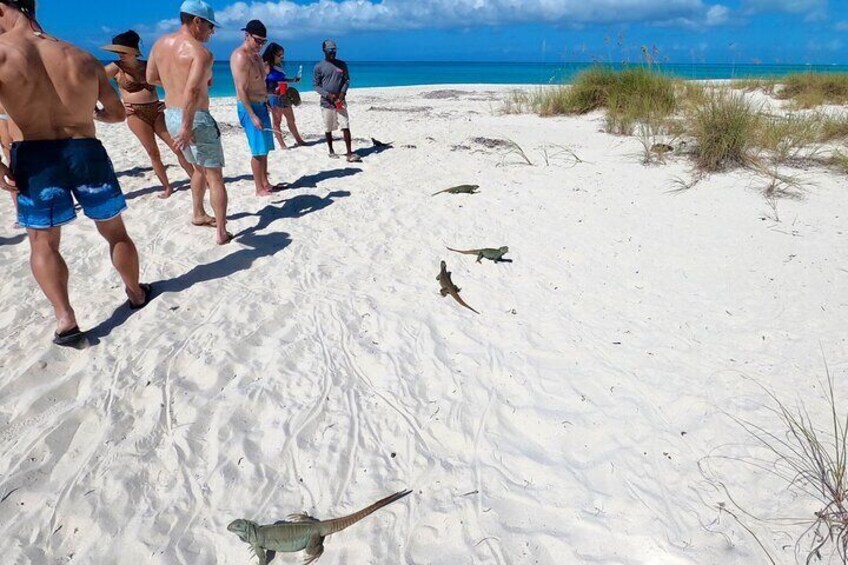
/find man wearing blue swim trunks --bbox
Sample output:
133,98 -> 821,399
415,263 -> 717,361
147,0 -> 232,244
0,0 -> 151,346
230,19 -> 280,196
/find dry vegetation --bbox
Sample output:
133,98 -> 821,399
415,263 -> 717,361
504,68 -> 848,190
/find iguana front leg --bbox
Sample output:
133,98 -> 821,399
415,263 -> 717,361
251,544 -> 268,565
302,536 -> 325,564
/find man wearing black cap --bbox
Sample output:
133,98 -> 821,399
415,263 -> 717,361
231,19 -> 280,196
313,39 -> 360,162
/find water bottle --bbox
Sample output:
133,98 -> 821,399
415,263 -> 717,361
296,65 -> 303,80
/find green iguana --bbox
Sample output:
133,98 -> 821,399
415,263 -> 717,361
431,184 -> 479,196
437,260 -> 479,314
228,490 -> 412,565
447,246 -> 510,263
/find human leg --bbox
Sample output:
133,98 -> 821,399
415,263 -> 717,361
282,107 -> 305,145
190,166 -> 214,226
27,227 -> 77,334
270,106 -> 287,149
93,215 -> 146,306
202,167 -> 231,245
153,112 -> 195,179
126,113 -> 173,199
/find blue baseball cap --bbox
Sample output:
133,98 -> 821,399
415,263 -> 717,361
179,0 -> 222,28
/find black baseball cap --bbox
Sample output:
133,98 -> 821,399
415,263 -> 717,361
241,20 -> 266,38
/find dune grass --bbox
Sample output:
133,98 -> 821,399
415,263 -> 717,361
507,66 -> 678,134
777,73 -> 848,108
733,366 -> 848,564
689,91 -> 760,171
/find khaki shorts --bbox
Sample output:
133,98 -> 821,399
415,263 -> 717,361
322,106 -> 350,132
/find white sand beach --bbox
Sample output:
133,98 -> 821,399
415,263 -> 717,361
0,84 -> 846,564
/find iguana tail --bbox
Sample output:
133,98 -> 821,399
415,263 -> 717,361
319,490 -> 412,537
446,247 -> 480,255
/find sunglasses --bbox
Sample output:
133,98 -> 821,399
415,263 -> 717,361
250,34 -> 267,46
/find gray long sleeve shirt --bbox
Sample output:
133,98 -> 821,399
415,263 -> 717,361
313,59 -> 350,109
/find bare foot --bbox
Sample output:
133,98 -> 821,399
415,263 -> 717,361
217,231 -> 234,245
192,215 -> 217,227
255,189 -> 274,197
158,188 -> 173,200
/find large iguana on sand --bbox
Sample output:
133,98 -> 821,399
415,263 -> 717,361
447,246 -> 510,263
437,260 -> 480,314
431,184 -> 479,196
227,490 -> 411,564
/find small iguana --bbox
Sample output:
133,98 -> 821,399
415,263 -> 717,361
228,490 -> 412,565
431,184 -> 479,196
437,260 -> 479,314
447,246 -> 510,263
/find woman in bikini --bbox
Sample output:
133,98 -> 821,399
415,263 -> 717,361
262,43 -> 306,148
102,30 -> 194,200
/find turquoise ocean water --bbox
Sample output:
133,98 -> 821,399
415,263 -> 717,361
203,60 -> 848,98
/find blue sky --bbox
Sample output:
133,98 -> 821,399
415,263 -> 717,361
36,0 -> 848,64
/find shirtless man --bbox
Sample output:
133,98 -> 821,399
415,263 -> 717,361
0,0 -> 151,346
147,0 -> 231,244
230,19 -> 278,196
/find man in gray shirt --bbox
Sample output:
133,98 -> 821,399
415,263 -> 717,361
313,39 -> 360,162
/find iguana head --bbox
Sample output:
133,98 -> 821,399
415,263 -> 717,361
499,246 -> 509,253
227,519 -> 260,544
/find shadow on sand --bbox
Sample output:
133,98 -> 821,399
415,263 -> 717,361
115,165 -> 154,178
230,191 -> 351,238
0,232 -> 26,247
355,143 -> 393,159
124,179 -> 191,201
286,167 -> 361,190
85,231 -> 292,344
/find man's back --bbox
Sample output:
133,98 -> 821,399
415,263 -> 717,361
0,29 -> 102,140
149,31 -> 212,110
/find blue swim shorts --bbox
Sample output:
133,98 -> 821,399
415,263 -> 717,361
164,108 -> 225,168
237,100 -> 274,157
12,138 -> 127,229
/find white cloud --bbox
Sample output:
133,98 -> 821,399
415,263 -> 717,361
741,0 -> 826,15
705,5 -> 731,25
154,0 -> 730,39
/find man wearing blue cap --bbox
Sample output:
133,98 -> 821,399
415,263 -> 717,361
230,19 -> 280,197
147,0 -> 232,245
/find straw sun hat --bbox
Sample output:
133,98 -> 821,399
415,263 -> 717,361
100,30 -> 142,56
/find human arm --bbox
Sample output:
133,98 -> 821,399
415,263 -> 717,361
146,45 -> 162,86
338,61 -> 350,101
94,62 -> 126,123
175,48 -> 213,150
313,64 -> 333,99
230,50 -> 262,130
104,62 -> 120,80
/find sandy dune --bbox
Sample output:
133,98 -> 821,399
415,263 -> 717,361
0,85 -> 846,564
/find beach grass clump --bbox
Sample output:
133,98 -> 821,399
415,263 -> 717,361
755,113 -> 820,163
689,91 -> 759,171
734,368 -> 848,563
730,77 -> 779,94
778,73 -> 848,108
533,85 -> 576,116
819,114 -> 848,142
604,67 -> 677,134
531,66 -> 677,130
502,89 -> 540,114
